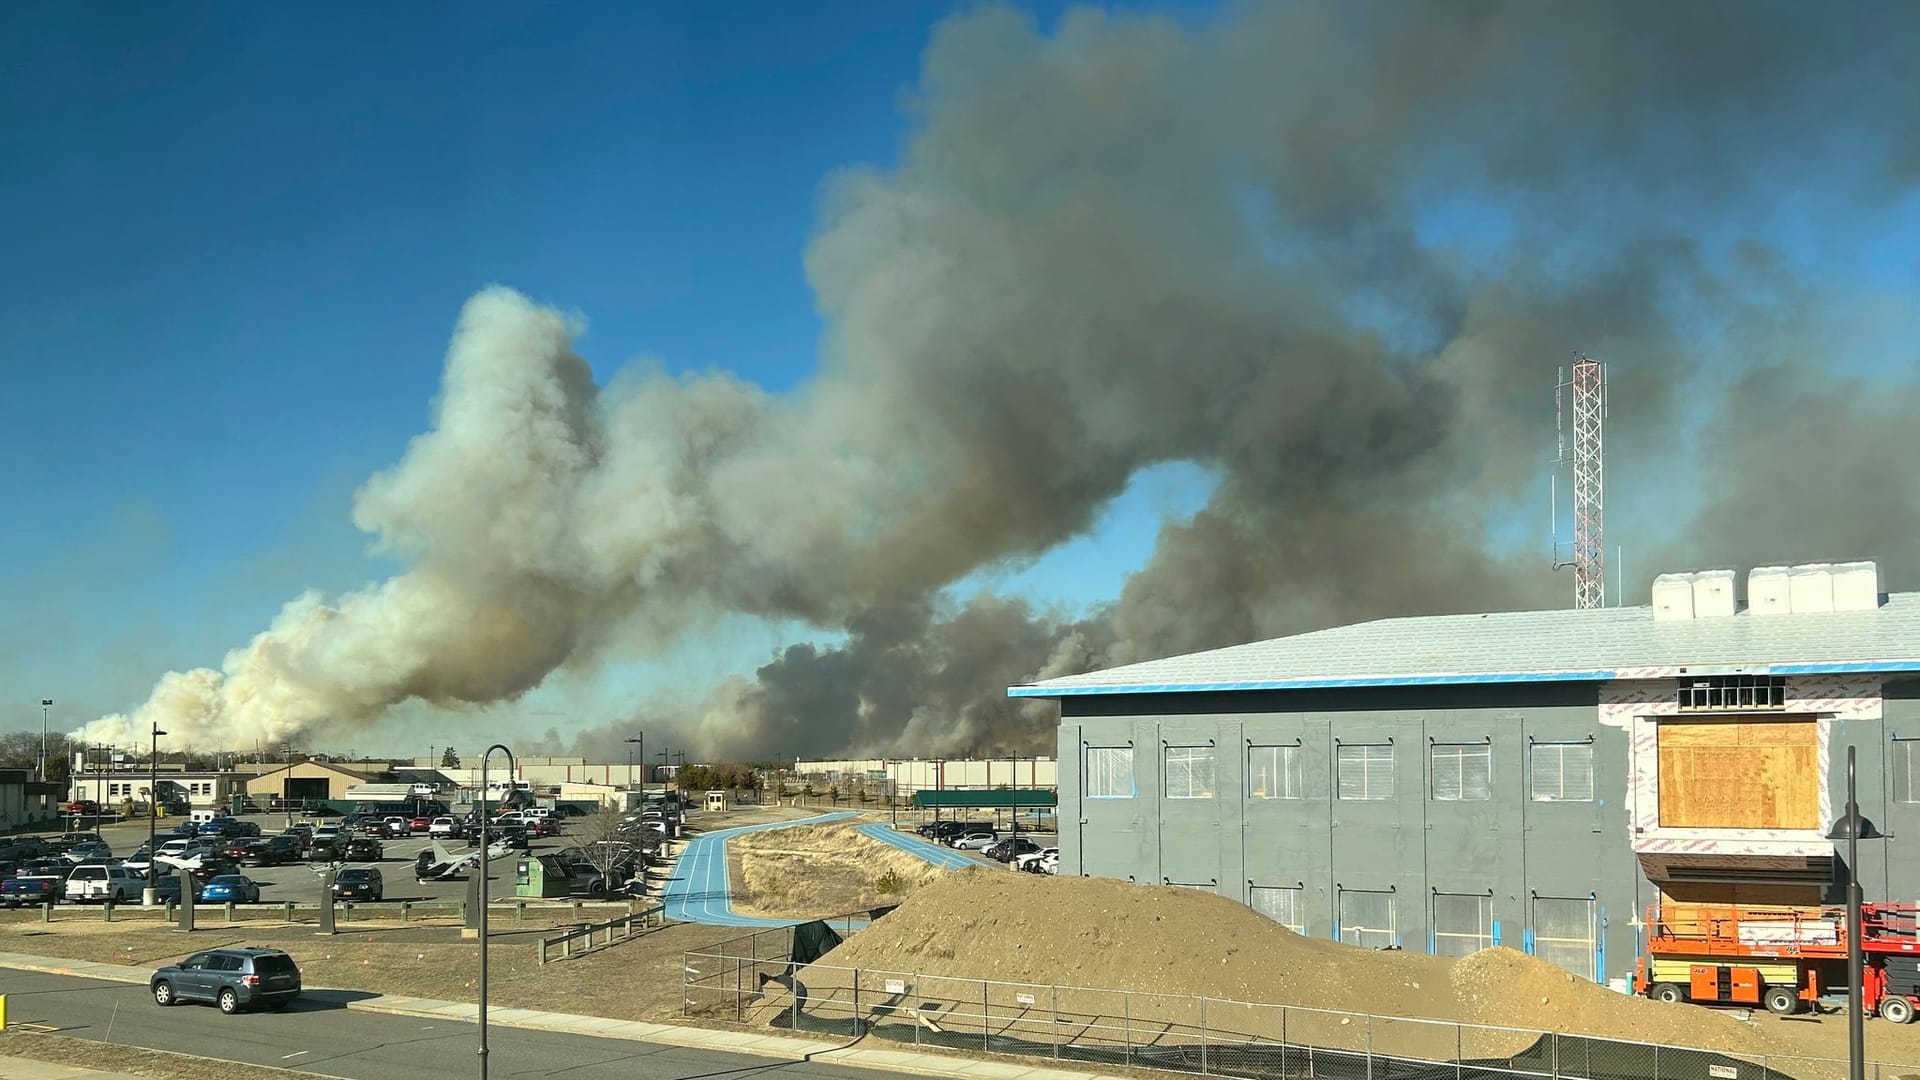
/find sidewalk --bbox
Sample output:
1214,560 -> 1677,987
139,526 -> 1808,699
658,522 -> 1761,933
0,952 -> 1122,1080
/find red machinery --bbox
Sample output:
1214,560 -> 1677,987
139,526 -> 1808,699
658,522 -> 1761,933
1634,903 -> 1920,1021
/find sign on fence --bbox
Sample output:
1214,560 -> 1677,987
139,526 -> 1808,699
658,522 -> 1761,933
1015,992 -> 1035,1006
884,979 -> 905,994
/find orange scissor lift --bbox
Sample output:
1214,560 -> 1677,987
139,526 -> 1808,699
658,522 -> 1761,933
1634,903 -> 1920,1021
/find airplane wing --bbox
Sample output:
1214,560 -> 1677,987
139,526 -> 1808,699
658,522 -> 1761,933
430,839 -> 457,864
156,852 -> 203,872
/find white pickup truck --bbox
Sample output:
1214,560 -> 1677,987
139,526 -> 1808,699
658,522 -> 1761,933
65,864 -> 143,903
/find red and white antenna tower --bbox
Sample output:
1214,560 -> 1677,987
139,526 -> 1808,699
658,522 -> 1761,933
1552,355 -> 1607,609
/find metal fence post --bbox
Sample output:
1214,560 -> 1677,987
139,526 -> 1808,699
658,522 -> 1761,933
1201,995 -> 1210,1076
1551,1031 -> 1559,1080
983,979 -> 991,1052
853,969 -> 862,1036
735,957 -> 744,1021
1366,1012 -> 1374,1080
1456,1022 -> 1463,1080
1052,985 -> 1060,1060
538,939 -> 547,965
1125,991 -> 1134,1068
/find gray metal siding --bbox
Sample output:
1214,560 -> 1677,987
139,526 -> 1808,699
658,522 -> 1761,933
1060,683 -> 1646,981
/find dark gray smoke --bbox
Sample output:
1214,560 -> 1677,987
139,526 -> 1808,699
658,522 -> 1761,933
90,2 -> 1920,759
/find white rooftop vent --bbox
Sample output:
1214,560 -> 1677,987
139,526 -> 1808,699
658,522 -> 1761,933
1788,563 -> 1834,614
1831,561 -> 1881,612
1692,569 -> 1737,618
1652,573 -> 1696,622
1748,566 -> 1792,615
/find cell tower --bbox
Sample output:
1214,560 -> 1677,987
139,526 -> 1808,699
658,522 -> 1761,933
1551,355 -> 1607,609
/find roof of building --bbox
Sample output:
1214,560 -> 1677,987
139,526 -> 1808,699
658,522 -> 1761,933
243,760 -> 377,783
1009,592 -> 1920,697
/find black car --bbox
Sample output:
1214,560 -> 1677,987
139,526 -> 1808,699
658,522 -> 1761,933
330,867 -> 383,901
151,947 -> 301,1013
985,837 -> 1042,863
250,837 -> 301,866
343,837 -> 383,861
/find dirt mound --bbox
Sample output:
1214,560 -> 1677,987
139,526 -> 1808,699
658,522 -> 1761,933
787,872 -> 1807,1061
727,821 -> 948,919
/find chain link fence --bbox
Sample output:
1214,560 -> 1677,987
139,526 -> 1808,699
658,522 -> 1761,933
685,942 -> 1911,1080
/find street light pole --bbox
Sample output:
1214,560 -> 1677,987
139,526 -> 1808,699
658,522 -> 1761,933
39,699 -> 51,783
476,742 -> 516,1080
146,725 -> 167,905
625,735 -> 643,796
1827,744 -> 1879,1080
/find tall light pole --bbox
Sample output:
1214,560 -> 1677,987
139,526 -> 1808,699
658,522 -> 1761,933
625,735 -> 643,796
1828,745 -> 1879,1080
145,725 -> 167,905
39,699 -> 51,783
476,742 -> 516,1080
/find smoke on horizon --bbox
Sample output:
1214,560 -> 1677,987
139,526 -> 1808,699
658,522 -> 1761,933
80,2 -> 1920,760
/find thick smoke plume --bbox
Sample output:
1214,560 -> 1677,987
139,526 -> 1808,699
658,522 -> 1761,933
84,2 -> 1920,758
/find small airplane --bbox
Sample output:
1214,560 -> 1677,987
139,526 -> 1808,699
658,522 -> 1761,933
415,838 -> 517,881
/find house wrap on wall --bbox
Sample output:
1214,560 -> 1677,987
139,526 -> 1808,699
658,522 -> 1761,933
1010,561 -> 1920,985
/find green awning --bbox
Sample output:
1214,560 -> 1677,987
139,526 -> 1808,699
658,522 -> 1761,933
911,788 -> 1057,808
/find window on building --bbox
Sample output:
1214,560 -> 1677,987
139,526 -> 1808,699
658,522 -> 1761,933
1431,743 -> 1491,801
1337,743 -> 1394,801
1433,893 -> 1493,956
1085,746 -> 1135,799
1895,739 -> 1920,805
1251,885 -> 1305,933
1339,889 -> 1395,949
1164,745 -> 1217,799
1532,896 -> 1598,980
1248,744 -> 1303,799
1677,674 -> 1785,711
1530,741 -> 1595,802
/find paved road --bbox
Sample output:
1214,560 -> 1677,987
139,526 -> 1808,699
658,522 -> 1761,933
663,813 -> 854,927
0,969 -> 904,1080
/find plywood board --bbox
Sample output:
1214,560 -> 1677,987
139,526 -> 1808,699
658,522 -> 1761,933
1657,717 -> 1820,829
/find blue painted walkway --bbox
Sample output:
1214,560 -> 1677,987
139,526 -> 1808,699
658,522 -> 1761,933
662,812 -> 855,927
853,823 -> 980,870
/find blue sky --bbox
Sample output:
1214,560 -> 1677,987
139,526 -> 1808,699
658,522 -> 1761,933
0,0 -> 1221,742
3,2 -> 1915,750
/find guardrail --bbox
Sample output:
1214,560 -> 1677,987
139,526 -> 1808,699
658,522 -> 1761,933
537,903 -> 667,964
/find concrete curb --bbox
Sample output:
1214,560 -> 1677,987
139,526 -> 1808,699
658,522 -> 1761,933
0,953 -> 1125,1080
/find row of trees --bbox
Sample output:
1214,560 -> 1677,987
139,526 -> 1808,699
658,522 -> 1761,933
671,762 -> 763,793
0,731 -> 70,781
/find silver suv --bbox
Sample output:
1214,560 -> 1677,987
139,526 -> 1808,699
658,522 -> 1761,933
151,947 -> 302,1013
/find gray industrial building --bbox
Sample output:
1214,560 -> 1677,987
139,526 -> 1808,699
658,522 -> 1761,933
1011,562 -> 1920,987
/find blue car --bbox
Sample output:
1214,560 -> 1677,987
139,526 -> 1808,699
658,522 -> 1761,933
197,875 -> 261,904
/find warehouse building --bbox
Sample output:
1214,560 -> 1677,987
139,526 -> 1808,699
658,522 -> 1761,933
1011,561 -> 1920,986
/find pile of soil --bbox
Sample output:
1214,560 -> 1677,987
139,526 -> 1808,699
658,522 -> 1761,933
727,821 -> 948,919
785,872 -> 1807,1062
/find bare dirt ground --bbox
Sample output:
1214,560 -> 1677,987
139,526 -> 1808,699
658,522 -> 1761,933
725,821 -> 948,920
754,872 -> 1920,1076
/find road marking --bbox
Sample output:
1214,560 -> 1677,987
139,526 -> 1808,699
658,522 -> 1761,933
281,1050 -> 310,1059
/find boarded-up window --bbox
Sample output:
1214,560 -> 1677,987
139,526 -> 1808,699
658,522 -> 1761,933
1533,896 -> 1597,980
1249,745 -> 1302,799
1431,743 -> 1491,801
1530,741 -> 1595,802
1164,745 -> 1217,799
1340,889 -> 1395,948
1085,747 -> 1134,799
1337,744 -> 1394,801
1657,717 -> 1818,829
1894,739 -> 1920,804
1251,885 -> 1305,933
1433,893 -> 1492,956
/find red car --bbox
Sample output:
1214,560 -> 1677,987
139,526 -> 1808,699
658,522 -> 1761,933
408,816 -> 432,833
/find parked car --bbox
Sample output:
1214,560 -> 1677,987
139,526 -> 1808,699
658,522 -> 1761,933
146,873 -> 184,905
951,831 -> 998,851
121,845 -> 157,874
197,875 -> 262,904
222,839 -> 260,862
344,837 -> 384,861
428,816 -> 460,838
150,947 -> 301,1013
51,832 -> 104,854
381,816 -> 412,837
196,818 -> 243,838
65,864 -> 143,904
300,801 -> 338,818
250,837 -> 302,866
330,867 -> 384,901
985,837 -> 1042,863
62,841 -> 113,863
408,815 -> 432,833
1014,847 -> 1059,873
61,800 -> 100,816
2,871 -> 64,908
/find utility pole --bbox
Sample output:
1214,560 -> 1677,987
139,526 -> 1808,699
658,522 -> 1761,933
625,734 -> 643,796
39,699 -> 51,783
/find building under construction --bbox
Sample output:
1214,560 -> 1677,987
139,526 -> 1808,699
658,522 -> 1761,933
1010,560 -> 1920,987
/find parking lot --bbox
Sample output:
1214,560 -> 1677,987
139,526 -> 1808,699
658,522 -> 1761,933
34,811 -> 588,906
